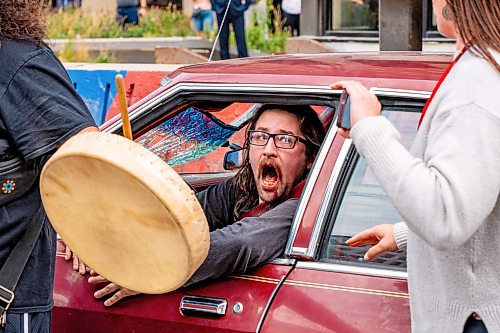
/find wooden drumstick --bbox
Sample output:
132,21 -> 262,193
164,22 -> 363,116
115,74 -> 133,140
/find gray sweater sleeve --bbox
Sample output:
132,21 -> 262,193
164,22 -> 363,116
185,198 -> 298,286
393,222 -> 408,250
350,106 -> 500,250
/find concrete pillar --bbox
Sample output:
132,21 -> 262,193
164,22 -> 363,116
182,0 -> 193,17
301,0 -> 321,36
379,0 -> 422,51
81,0 -> 115,15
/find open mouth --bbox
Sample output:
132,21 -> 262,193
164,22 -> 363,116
260,164 -> 280,190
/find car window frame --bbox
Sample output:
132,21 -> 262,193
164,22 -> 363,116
287,88 -> 431,280
103,83 -> 344,135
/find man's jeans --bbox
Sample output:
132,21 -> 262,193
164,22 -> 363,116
117,6 -> 139,26
216,12 -> 248,60
0,312 -> 51,333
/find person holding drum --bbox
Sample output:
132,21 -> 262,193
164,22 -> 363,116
86,104 -> 326,306
0,0 -> 98,330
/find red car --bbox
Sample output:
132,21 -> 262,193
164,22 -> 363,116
53,53 -> 451,332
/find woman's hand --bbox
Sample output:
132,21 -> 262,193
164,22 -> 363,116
88,274 -> 140,307
330,81 -> 382,138
346,224 -> 398,261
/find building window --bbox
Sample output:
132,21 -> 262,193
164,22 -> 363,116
323,0 -> 443,38
331,0 -> 379,31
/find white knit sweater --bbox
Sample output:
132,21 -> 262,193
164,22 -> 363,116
351,49 -> 500,333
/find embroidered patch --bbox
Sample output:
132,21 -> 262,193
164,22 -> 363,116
1,180 -> 16,194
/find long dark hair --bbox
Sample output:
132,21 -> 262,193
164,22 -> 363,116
448,0 -> 500,72
232,104 -> 326,218
0,0 -> 47,43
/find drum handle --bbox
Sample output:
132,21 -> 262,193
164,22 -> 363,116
115,74 -> 133,140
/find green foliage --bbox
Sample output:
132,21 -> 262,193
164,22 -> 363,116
46,6 -> 194,39
245,6 -> 287,54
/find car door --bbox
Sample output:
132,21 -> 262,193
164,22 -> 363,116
260,89 -> 431,332
52,83 -> 342,333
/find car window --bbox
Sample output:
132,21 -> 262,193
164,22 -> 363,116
320,104 -> 422,271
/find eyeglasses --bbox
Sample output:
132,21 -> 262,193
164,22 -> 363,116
248,130 -> 308,149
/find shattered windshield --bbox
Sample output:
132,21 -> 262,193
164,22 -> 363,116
135,107 -> 239,166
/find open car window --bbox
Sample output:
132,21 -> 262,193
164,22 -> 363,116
320,103 -> 422,271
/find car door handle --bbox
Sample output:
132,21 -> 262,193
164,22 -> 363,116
179,295 -> 227,317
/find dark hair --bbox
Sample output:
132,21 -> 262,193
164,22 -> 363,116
0,0 -> 47,43
232,104 -> 326,218
447,0 -> 500,72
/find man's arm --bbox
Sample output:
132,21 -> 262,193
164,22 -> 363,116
196,178 -> 236,231
90,192 -> 298,306
185,198 -> 298,286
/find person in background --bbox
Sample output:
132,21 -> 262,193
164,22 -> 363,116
0,1 -> 98,331
281,0 -> 300,36
211,0 -> 251,60
117,0 -> 147,27
192,0 -> 214,37
336,0 -> 499,332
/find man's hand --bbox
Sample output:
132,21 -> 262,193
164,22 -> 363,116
346,224 -> 397,261
64,245 -> 91,275
330,81 -> 381,138
88,274 -> 140,307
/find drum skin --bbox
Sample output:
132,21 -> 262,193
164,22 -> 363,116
40,132 -> 210,294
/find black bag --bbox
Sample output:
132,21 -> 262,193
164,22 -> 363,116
192,8 -> 202,18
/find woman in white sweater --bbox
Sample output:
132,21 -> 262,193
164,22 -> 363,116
333,0 -> 500,332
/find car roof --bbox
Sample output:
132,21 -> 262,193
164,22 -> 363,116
167,52 -> 452,91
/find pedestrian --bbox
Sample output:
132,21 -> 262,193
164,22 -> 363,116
211,0 -> 252,60
0,0 -> 97,331
192,0 -> 214,38
117,0 -> 146,27
281,0 -> 300,36
336,0 -> 500,332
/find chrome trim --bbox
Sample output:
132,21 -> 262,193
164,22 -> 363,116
179,295 -> 227,317
302,140 -> 353,259
256,275 -> 287,333
285,121 -> 339,257
232,302 -> 244,315
370,87 -> 431,99
290,247 -> 308,256
105,83 -> 343,134
270,258 -> 296,266
296,261 -> 408,280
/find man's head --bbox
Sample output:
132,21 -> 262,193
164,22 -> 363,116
233,104 -> 326,217
0,0 -> 47,43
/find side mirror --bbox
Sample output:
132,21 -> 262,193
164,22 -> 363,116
223,144 -> 244,170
